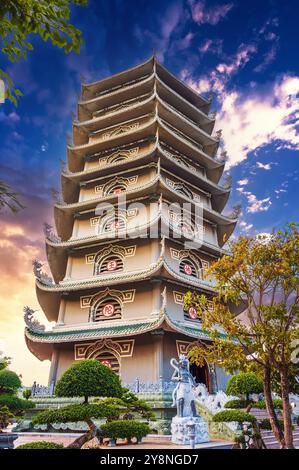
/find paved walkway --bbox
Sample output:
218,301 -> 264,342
13,432 -> 233,449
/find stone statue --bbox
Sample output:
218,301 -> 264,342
171,355 -> 198,418
170,355 -> 209,446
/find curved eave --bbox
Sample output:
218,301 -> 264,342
55,175 -> 159,241
159,176 -> 236,231
78,72 -> 155,121
156,75 -> 214,133
67,116 -> 157,173
81,56 -> 154,101
62,142 -> 158,204
25,311 -> 165,350
157,97 -> 218,157
164,313 -> 213,341
158,119 -> 224,183
74,92 -> 156,145
156,62 -> 210,113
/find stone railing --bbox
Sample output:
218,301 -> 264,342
123,378 -> 175,394
31,381 -> 55,397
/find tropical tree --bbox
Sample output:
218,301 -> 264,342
0,0 -> 88,212
0,0 -> 88,104
185,224 -> 299,449
0,352 -> 11,371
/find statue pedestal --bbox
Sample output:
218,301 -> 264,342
171,416 -> 209,445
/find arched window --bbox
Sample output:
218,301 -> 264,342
95,255 -> 124,275
175,185 -> 193,200
105,182 -> 127,196
183,304 -> 199,321
176,220 -> 194,238
179,257 -> 198,277
94,351 -> 120,374
93,296 -> 122,322
102,214 -> 126,233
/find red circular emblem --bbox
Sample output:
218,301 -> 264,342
113,187 -> 122,194
110,220 -> 120,230
102,303 -> 115,317
188,307 -> 197,319
101,360 -> 112,368
184,263 -> 192,275
107,260 -> 117,271
181,224 -> 188,234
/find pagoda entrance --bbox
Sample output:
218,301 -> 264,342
189,360 -> 210,392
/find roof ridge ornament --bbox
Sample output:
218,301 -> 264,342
23,306 -> 45,332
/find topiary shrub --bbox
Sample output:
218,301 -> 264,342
0,395 -> 35,414
0,369 -> 21,394
17,441 -> 64,449
0,406 -> 15,431
226,372 -> 263,402
101,420 -> 151,440
224,399 -> 249,409
259,418 -> 284,430
55,359 -> 123,403
213,410 -> 257,424
254,399 -> 283,410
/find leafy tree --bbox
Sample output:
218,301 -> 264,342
0,369 -> 21,394
0,405 -> 14,432
0,0 -> 87,213
22,389 -> 32,400
0,0 -> 88,104
226,372 -> 263,404
55,359 -> 123,403
0,394 -> 35,414
185,224 -> 299,449
0,352 -> 11,370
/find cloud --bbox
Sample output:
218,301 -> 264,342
188,0 -> 233,25
239,220 -> 253,232
217,74 -> 299,168
256,162 -> 272,170
237,189 -> 272,213
237,178 -> 249,188
198,38 -> 223,55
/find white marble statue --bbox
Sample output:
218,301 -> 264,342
170,355 -> 209,445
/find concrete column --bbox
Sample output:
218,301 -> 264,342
57,298 -> 66,325
48,348 -> 60,386
150,329 -> 164,382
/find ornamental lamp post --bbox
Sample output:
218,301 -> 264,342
186,419 -> 196,449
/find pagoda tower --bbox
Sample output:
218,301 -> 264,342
25,57 -> 237,400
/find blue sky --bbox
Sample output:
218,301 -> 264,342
0,0 -> 298,383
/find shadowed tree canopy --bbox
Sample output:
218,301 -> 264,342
0,0 -> 88,104
55,359 -> 123,403
0,369 -> 21,394
226,372 -> 263,402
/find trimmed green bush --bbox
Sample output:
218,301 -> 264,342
55,359 -> 122,402
224,399 -> 249,409
22,389 -> 32,400
0,394 -> 35,413
17,441 -> 64,449
101,420 -> 151,440
259,418 -> 284,430
226,372 -> 263,400
213,410 -> 257,424
32,403 -> 119,425
254,399 -> 283,410
0,369 -> 21,394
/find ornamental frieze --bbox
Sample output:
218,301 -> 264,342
74,338 -> 135,360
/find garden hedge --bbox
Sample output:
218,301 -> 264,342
0,394 -> 35,413
101,420 -> 151,440
17,441 -> 64,449
213,410 -> 257,424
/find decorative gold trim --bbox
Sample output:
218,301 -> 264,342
80,288 -> 135,308
85,244 -> 136,264
75,338 -> 135,359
